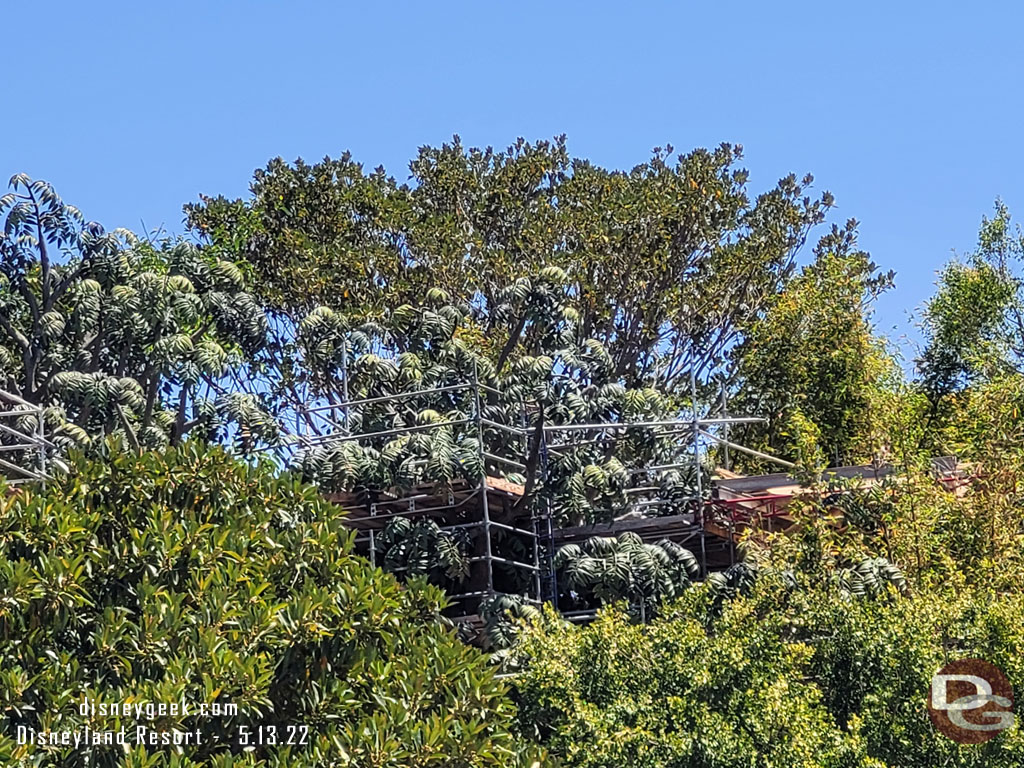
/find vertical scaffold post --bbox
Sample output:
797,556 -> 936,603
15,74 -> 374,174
35,404 -> 47,481
340,338 -> 351,433
520,401 -> 543,604
472,360 -> 494,594
531,514 -> 542,604
720,377 -> 735,566
728,510 -> 736,567
719,377 -> 730,472
539,427 -> 557,604
369,501 -> 377,569
690,347 -> 707,578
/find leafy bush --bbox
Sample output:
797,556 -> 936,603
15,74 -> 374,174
512,589 -> 878,768
512,581 -> 1024,768
0,443 -> 541,767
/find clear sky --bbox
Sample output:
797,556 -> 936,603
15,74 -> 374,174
4,1 -> 1023,360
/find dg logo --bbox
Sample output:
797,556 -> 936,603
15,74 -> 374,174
928,658 -> 1015,744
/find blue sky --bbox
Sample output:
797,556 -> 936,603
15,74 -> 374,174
4,1 -> 1023,360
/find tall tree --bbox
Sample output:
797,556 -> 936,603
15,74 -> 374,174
186,138 -> 833,391
729,221 -> 894,468
0,176 -> 275,450
919,201 -> 1023,397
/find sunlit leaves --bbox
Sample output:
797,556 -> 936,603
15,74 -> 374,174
920,202 -> 1024,397
729,220 -> 894,469
0,444 -> 542,767
187,137 -> 834,390
0,177 -> 274,452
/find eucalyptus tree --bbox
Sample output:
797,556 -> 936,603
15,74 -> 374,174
0,176 -> 275,450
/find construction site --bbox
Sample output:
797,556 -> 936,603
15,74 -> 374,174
262,366 -> 969,637
0,377 -> 967,638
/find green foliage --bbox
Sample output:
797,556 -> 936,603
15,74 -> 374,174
377,518 -> 471,590
512,591 -> 879,768
0,444 -> 541,767
478,595 -> 542,653
286,272 -> 698,525
0,177 -> 274,453
512,561 -> 1024,767
878,378 -> 1024,594
554,533 -> 699,619
11,152 -> 1024,768
799,589 -> 1024,766
920,201 -> 1024,397
187,137 -> 832,389
831,556 -> 908,598
184,154 -> 407,316
730,221 -> 895,468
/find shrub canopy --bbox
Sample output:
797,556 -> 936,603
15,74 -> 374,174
0,443 -> 540,767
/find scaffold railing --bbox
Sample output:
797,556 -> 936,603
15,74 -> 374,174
269,364 -> 783,622
0,389 -> 56,486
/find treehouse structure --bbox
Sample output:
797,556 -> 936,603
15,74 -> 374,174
272,367 -> 782,636
274,359 -> 976,641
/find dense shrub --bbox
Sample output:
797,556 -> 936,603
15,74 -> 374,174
511,578 -> 1024,768
0,443 -> 541,768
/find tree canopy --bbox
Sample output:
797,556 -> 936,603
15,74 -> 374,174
186,137 -> 833,390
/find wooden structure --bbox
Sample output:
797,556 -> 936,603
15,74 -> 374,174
325,476 -> 545,622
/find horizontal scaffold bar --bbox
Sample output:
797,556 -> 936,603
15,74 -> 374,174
283,418 -> 473,447
697,429 -> 795,468
298,384 -> 471,414
543,416 -> 767,433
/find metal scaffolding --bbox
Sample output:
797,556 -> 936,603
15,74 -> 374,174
0,389 -> 56,486
272,366 -> 779,624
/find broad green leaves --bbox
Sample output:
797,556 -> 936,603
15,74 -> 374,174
554,533 -> 700,619
0,177 -> 274,453
0,444 -> 542,767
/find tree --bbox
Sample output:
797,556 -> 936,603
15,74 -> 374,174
919,201 -> 1024,397
0,176 -> 275,452
186,137 -> 834,390
376,517 -> 471,590
729,221 -> 894,468
289,271 -> 698,526
800,587 -> 1024,766
0,443 -> 542,767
